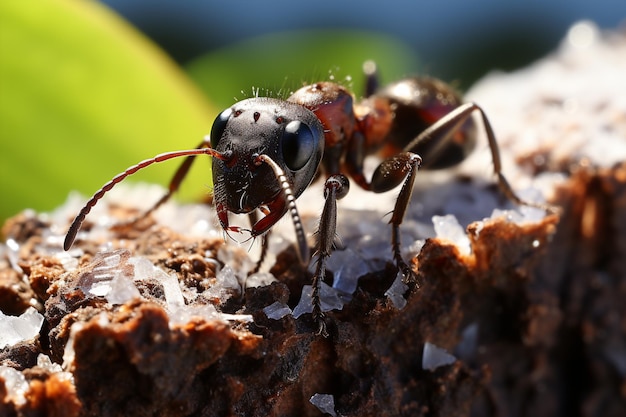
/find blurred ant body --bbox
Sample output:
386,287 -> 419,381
64,62 -> 549,335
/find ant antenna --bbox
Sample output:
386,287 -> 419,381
254,154 -> 310,264
64,147 -> 227,251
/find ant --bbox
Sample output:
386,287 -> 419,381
64,61 -> 552,336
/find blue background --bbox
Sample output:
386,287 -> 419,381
102,0 -> 626,87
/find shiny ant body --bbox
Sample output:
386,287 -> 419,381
64,62 -> 550,335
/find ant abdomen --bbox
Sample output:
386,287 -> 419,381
365,77 -> 478,170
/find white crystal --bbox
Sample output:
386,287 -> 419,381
129,256 -> 158,280
78,250 -> 141,304
263,301 -> 292,320
37,354 -> 64,374
0,307 -> 45,348
219,313 -> 254,322
292,282 -> 344,318
385,272 -> 409,309
309,393 -> 337,417
422,342 -> 457,371
245,272 -> 277,288
432,214 -> 471,255
217,246 -> 255,276
107,272 -> 141,305
54,250 -> 79,272
326,248 -> 370,295
169,304 -> 220,326
216,265 -> 241,293
455,323 -> 479,360
159,269 -> 185,309
0,366 -> 28,406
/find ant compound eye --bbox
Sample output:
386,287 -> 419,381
209,108 -> 232,149
281,120 -> 317,171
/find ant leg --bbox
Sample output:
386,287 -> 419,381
404,102 -> 556,212
252,154 -> 310,264
311,174 -> 349,336
473,106 -> 557,212
346,135 -> 423,283
369,153 -> 423,282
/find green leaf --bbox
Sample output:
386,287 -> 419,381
186,30 -> 419,110
0,1 -> 418,227
0,0 -> 216,223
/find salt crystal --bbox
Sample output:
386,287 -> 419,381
0,307 -> 45,348
216,265 -> 241,293
490,209 -> 524,224
158,269 -> 185,309
309,393 -> 337,417
37,354 -> 64,373
385,271 -> 409,309
54,251 -> 79,271
432,215 -> 471,255
422,342 -> 457,371
263,301 -> 292,320
169,304 -> 220,326
107,273 -> 141,305
76,250 -> 141,304
292,282 -> 344,318
6,237 -> 19,252
87,279 -> 112,297
217,246 -> 255,275
128,256 -> 158,280
326,248 -> 370,295
0,366 -> 28,406
292,286 -> 314,318
353,237 -> 392,271
5,238 -> 23,274
455,323 -> 479,360
219,313 -> 254,322
62,322 -> 84,370
245,272 -> 277,288
94,250 -> 127,269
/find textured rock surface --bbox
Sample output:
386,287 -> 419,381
1,22 -> 625,417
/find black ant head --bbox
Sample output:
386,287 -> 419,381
209,98 -> 324,215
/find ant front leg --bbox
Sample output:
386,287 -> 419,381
369,152 -> 423,283
311,174 -> 350,336
345,132 -> 423,284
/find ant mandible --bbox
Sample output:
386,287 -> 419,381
64,61 -> 550,336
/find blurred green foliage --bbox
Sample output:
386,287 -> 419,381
0,0 -> 416,224
0,0 -> 215,223
186,30 -> 418,110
